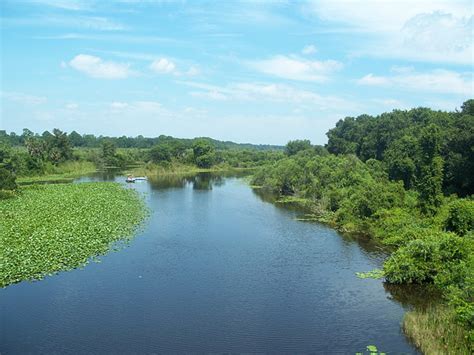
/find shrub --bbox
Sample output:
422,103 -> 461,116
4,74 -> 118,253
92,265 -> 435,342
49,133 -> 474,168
384,233 -> 469,284
444,199 -> 474,236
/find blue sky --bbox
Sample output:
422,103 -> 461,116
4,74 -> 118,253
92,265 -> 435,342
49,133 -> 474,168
1,0 -> 472,144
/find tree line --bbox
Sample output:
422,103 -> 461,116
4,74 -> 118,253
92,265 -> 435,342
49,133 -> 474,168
251,100 -> 473,348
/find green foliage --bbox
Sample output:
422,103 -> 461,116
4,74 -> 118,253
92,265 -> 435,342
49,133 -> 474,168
0,143 -> 17,191
193,139 -> 216,168
444,199 -> 474,236
356,269 -> 384,279
0,168 -> 17,191
326,101 -> 474,196
149,143 -> 172,163
383,233 -> 469,284
0,183 -> 146,287
285,139 -> 312,156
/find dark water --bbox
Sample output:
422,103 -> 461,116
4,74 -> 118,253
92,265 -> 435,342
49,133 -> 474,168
1,172 -> 419,354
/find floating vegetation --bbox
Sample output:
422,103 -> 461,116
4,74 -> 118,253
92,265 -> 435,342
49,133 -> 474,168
0,182 -> 147,287
355,344 -> 386,355
356,269 -> 385,279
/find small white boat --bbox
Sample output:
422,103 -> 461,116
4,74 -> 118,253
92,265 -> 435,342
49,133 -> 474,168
126,176 -> 147,183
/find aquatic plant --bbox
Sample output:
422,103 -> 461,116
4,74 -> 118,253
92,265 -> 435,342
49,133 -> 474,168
0,182 -> 146,287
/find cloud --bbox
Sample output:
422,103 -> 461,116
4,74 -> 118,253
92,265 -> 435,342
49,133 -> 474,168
183,81 -> 359,111
110,101 -> 129,110
357,74 -> 390,86
249,55 -> 342,82
26,0 -> 91,11
357,69 -> 473,95
65,103 -> 79,109
4,15 -> 126,31
307,0 -> 473,64
109,100 -> 163,113
150,58 -> 176,74
69,54 -> 132,79
1,91 -> 47,105
302,44 -> 317,55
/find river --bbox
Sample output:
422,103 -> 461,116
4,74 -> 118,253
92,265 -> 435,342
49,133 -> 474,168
1,172 -> 419,353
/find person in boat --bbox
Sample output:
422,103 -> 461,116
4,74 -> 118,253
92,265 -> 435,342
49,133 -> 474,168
126,174 -> 135,182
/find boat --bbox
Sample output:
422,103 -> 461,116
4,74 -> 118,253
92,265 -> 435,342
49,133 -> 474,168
126,176 -> 147,183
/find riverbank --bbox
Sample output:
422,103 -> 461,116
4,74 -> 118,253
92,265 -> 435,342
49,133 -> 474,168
250,186 -> 473,353
127,162 -> 256,177
404,305 -> 471,354
0,182 -> 146,287
16,161 -> 97,185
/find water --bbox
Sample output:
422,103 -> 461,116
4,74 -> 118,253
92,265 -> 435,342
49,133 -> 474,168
1,172 -> 418,353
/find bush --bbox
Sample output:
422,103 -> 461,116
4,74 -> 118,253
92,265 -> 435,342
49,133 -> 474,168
384,233 -> 469,284
444,199 -> 474,236
0,167 -> 16,190
0,190 -> 16,200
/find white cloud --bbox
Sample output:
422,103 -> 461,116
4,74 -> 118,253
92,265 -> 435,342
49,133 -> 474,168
69,54 -> 132,79
109,101 -> 163,113
183,81 -> 359,111
150,58 -> 176,74
357,69 -> 473,95
65,103 -> 79,110
302,44 -> 317,55
186,66 -> 200,76
27,0 -> 91,11
250,55 -> 342,82
357,74 -> 390,86
110,101 -> 129,110
1,91 -> 47,105
5,15 -> 126,31
307,0 -> 473,64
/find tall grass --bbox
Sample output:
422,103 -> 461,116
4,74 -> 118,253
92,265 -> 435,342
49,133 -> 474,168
403,305 -> 472,354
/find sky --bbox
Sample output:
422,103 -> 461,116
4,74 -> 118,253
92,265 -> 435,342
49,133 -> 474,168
0,0 -> 472,145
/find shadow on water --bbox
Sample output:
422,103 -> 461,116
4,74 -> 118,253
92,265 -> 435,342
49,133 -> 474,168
252,185 -> 438,312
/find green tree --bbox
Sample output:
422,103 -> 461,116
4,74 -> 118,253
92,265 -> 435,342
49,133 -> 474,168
384,135 -> 418,189
0,143 -> 17,190
149,143 -> 172,163
69,131 -> 84,147
47,129 -> 72,164
192,139 -> 215,168
417,124 -> 444,215
285,139 -> 312,156
460,99 -> 474,116
101,140 -> 118,166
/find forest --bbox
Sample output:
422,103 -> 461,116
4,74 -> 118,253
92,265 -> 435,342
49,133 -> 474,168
252,100 -> 474,353
1,100 -> 473,353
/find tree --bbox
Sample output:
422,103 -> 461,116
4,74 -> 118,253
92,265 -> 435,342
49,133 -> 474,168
150,143 -> 172,163
0,143 -> 17,190
460,99 -> 474,116
384,135 -> 418,189
192,139 -> 215,168
47,129 -> 72,164
417,124 -> 444,215
69,131 -> 84,147
101,140 -> 117,166
285,139 -> 312,156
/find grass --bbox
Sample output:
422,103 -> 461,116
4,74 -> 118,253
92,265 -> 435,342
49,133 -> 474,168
128,162 -> 255,177
0,182 -> 146,287
403,305 -> 472,354
17,161 -> 97,184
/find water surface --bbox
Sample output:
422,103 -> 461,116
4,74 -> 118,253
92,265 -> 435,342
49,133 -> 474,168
1,173 -> 417,353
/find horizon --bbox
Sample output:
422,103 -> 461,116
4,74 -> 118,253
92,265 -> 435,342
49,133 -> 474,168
1,0 -> 473,145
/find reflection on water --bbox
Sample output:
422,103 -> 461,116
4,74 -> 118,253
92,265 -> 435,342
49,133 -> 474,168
1,171 -> 420,353
384,283 -> 442,310
148,172 -> 226,191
